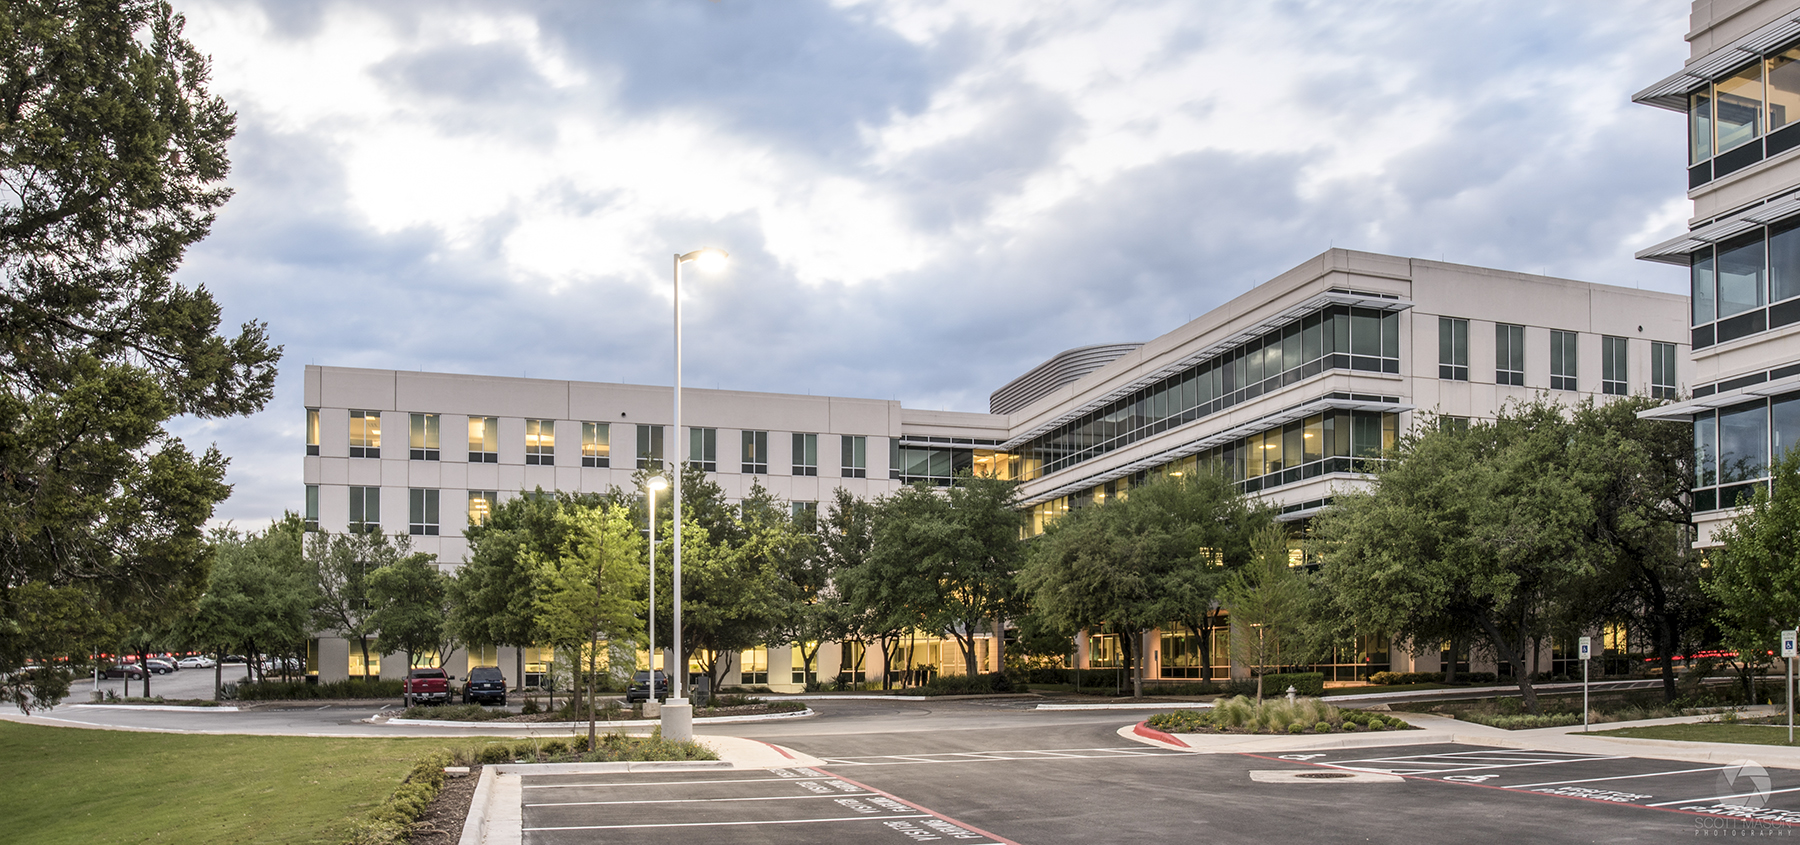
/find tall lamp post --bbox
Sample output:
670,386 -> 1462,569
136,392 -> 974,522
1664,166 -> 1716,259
665,247 -> 727,742
645,474 -> 668,698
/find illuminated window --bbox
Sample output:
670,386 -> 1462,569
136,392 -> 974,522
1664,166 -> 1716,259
468,416 -> 497,463
306,409 -> 320,456
468,490 -> 497,527
409,413 -> 439,461
582,422 -> 610,468
349,410 -> 381,458
739,647 -> 769,685
525,420 -> 554,466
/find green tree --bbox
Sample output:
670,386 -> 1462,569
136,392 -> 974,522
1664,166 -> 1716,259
1315,402 -> 1598,715
1707,447 -> 1800,699
368,553 -> 454,673
0,1 -> 281,710
527,503 -> 642,744
779,489 -> 866,688
1223,524 -> 1323,699
184,516 -> 317,698
308,530 -> 413,680
862,475 -> 1023,679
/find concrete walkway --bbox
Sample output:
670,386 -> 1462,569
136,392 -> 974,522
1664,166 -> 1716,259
1124,705 -> 1800,770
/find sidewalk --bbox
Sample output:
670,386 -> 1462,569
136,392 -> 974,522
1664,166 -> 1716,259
1125,705 -> 1800,770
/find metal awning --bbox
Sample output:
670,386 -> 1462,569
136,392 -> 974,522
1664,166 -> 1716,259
1016,395 -> 1412,508
1636,373 -> 1800,420
1636,191 -> 1800,264
1634,13 -> 1800,111
999,290 -> 1411,450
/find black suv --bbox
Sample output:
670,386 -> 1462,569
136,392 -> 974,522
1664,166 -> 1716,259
462,666 -> 507,705
624,670 -> 669,703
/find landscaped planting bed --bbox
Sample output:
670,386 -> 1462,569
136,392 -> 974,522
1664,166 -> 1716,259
1147,696 -> 1414,735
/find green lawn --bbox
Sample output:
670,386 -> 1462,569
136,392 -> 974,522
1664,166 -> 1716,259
0,721 -> 461,845
1591,722 -> 1800,747
1324,683 -> 1458,696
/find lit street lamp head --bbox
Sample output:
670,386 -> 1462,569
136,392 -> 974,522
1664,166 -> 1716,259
646,475 -> 668,492
677,248 -> 728,272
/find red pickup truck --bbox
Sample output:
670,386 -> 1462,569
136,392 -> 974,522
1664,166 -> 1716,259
403,668 -> 451,705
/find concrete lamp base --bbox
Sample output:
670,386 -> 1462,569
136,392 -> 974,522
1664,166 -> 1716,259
661,698 -> 693,741
642,700 -> 661,718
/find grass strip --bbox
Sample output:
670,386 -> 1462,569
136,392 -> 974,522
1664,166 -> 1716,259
1590,722 -> 1800,747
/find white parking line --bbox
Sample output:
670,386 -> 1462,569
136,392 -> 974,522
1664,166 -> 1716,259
1505,765 -> 1731,790
1649,785 -> 1800,807
526,776 -> 799,789
528,793 -> 860,808
525,813 -> 936,832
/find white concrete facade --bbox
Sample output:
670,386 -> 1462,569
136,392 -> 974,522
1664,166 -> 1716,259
302,248 -> 1688,685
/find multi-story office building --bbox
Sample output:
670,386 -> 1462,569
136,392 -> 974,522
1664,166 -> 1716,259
304,249 -> 1687,685
1634,0 -> 1800,545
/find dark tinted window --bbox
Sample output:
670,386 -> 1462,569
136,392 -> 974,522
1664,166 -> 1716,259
469,667 -> 504,681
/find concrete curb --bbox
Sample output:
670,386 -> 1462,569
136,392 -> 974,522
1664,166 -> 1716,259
72,704 -> 241,712
1038,701 -> 1212,711
457,765 -> 496,845
385,707 -> 814,730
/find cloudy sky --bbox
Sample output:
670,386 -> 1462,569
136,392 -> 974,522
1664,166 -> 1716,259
166,0 -> 1697,527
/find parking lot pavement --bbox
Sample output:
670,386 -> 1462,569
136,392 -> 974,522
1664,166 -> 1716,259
1257,744 -> 1800,829
520,767 -> 1018,845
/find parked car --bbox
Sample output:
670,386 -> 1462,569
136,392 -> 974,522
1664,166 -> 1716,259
176,656 -> 216,669
144,658 -> 176,674
404,668 -> 451,705
624,670 -> 669,704
223,655 -> 247,664
102,663 -> 147,680
461,667 -> 507,705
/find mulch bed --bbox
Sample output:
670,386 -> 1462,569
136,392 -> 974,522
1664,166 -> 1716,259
482,702 -> 801,722
406,764 -> 483,845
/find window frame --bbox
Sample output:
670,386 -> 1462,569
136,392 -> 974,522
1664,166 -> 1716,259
468,490 -> 498,527
582,422 -> 610,468
688,427 -> 717,472
409,413 -> 440,461
525,419 -> 555,466
841,435 -> 867,478
741,430 -> 769,475
349,410 -> 381,459
1496,324 -> 1525,386
306,409 -> 320,456
1601,336 -> 1628,396
468,416 -> 498,463
409,488 -> 440,536
1438,316 -> 1469,381
792,432 -> 818,476
348,486 -> 380,532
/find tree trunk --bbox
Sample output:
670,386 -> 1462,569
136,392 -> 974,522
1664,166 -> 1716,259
993,616 -> 1005,673
587,632 -> 598,747
360,637 -> 372,681
515,646 -> 524,695
1120,631 -> 1141,699
1193,620 -> 1213,683
1444,636 -> 1458,684
214,654 -> 222,700
1477,614 -> 1540,715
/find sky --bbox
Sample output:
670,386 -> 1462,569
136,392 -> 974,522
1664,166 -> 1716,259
164,0 -> 1699,528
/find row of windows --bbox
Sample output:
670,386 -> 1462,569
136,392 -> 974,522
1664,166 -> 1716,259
308,411 -> 873,476
305,485 -> 820,534
1437,318 -> 1677,398
1692,389 -> 1800,512
1689,224 -> 1800,348
1687,42 -> 1800,186
1018,305 -> 1403,480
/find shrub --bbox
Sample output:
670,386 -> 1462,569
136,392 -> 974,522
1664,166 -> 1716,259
1288,723 -> 1303,734
478,744 -> 515,764
1023,667 -> 1070,684
1315,721 -> 1330,733
916,672 -> 1014,696
1367,672 -> 1444,686
234,677 -> 403,701
539,738 -> 568,756
520,698 -> 541,715
345,751 -> 452,845
1260,672 -> 1324,698
399,703 -> 510,721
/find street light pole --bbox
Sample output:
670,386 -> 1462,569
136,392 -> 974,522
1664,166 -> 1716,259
645,475 -> 667,696
664,248 -> 725,742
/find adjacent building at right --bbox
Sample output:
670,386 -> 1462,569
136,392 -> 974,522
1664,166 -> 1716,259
1635,0 -> 1800,544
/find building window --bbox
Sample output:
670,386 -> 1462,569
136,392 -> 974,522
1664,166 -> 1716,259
582,422 -> 610,468
841,435 -> 867,478
1438,317 -> 1468,381
792,501 -> 817,522
468,490 -> 497,527
349,410 -> 381,458
1601,336 -> 1628,396
1438,415 -> 1470,433
637,425 -> 664,469
738,647 -> 768,685
1692,392 -> 1800,513
1495,324 -> 1525,386
304,485 -> 319,532
306,409 -> 320,456
468,416 -> 498,463
741,430 -> 768,474
688,427 -> 717,472
349,486 -> 380,532
791,643 -> 818,685
792,433 -> 818,476
1688,219 -> 1800,348
409,488 -> 439,536
409,413 -> 439,461
1651,341 -> 1679,400
1550,330 -> 1578,391
526,419 -> 554,466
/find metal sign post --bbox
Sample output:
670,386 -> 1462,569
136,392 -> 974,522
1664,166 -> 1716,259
1578,636 -> 1592,733
1782,630 -> 1796,744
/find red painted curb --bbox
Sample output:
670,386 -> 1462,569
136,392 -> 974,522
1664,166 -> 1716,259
1134,720 -> 1190,748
